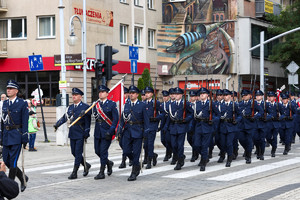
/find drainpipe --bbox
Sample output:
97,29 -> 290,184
226,74 -> 232,89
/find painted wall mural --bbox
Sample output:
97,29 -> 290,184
158,0 -> 237,75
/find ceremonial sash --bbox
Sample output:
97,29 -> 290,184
95,102 -> 113,126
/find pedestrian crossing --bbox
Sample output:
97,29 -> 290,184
25,148 -> 300,183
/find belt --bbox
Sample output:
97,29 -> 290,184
5,125 -> 22,131
221,118 -> 233,122
170,119 -> 184,124
195,118 -> 209,122
127,121 -> 143,125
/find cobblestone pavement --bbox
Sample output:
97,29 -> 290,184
8,126 -> 300,200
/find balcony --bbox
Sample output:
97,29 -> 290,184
256,0 -> 281,18
0,39 -> 7,58
0,0 -> 7,12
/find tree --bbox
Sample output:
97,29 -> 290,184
266,1 -> 300,71
137,68 -> 152,100
141,68 -> 153,88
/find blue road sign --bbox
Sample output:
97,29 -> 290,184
131,60 -> 137,74
28,55 -> 44,71
129,46 -> 139,60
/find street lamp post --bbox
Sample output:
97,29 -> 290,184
68,1 -> 87,103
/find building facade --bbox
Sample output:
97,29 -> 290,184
0,0 -> 162,124
157,0 -> 291,95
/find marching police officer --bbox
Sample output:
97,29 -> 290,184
143,86 -> 163,169
118,86 -> 132,168
194,87 -> 220,171
124,87 -> 130,104
159,90 -> 172,161
265,91 -> 281,157
164,87 -> 193,170
239,89 -> 263,164
187,90 -> 198,162
0,80 -> 29,192
213,89 -> 223,161
162,88 -> 177,164
254,90 -> 267,160
92,85 -> 119,179
279,93 -> 297,155
141,89 -> 146,101
118,85 -> 150,181
219,89 -> 241,167
54,88 -> 91,180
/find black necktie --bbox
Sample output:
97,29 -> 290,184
100,102 -> 103,106
74,105 -> 77,109
132,103 -> 134,107
9,101 -> 12,106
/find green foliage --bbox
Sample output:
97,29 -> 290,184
266,1 -> 300,72
137,78 -> 144,100
141,68 -> 153,88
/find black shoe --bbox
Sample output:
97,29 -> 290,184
119,155 -> 126,169
129,159 -> 133,166
94,165 -> 105,180
170,155 -> 178,165
225,156 -> 233,167
260,155 -> 264,160
163,150 -> 169,162
68,165 -> 79,179
16,167 -> 28,192
142,153 -> 148,165
145,157 -> 152,169
200,165 -> 206,171
190,150 -> 198,162
82,162 -> 91,177
29,148 -> 37,152
233,149 -> 238,160
217,155 -> 225,163
128,165 -> 140,181
153,153 -> 158,166
174,157 -> 184,170
246,158 -> 251,164
208,148 -> 213,159
107,160 -> 114,176
266,142 -> 270,147
271,147 -> 276,157
245,152 -> 251,164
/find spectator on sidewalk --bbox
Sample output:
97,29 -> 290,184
0,94 -> 7,123
0,161 -> 19,200
26,99 -> 39,151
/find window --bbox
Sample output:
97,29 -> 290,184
0,18 -> 27,39
120,24 -> 128,45
134,27 -> 142,46
148,0 -> 154,9
251,25 -> 278,58
148,29 -> 155,48
120,0 -> 127,3
38,16 -> 55,38
134,0 -> 140,6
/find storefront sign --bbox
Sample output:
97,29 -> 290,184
265,0 -> 273,14
73,4 -> 113,27
178,80 -> 220,90
54,54 -> 83,66
59,81 -> 67,90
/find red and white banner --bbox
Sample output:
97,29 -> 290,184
108,80 -> 125,140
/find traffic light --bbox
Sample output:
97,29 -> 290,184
104,46 -> 119,81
